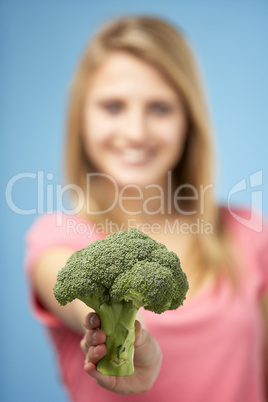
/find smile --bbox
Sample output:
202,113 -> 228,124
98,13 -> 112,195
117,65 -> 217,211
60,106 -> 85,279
120,148 -> 152,165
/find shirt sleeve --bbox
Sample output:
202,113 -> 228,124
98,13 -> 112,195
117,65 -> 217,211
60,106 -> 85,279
25,213 -> 106,327
24,212 -> 103,327
244,210 -> 268,296
256,216 -> 268,295
223,207 -> 268,297
24,213 -> 74,327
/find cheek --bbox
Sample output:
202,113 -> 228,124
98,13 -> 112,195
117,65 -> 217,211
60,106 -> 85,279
83,110 -> 115,145
150,117 -> 187,148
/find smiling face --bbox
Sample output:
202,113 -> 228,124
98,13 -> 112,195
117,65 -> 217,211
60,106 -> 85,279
82,51 -> 188,189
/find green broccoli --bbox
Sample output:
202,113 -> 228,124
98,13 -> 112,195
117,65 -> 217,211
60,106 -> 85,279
53,228 -> 188,376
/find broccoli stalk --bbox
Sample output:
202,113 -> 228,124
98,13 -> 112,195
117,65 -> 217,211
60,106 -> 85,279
81,296 -> 138,376
98,301 -> 137,376
53,229 -> 189,376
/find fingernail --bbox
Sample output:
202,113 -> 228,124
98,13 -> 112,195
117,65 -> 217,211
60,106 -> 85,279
92,330 -> 97,341
93,346 -> 98,355
90,314 -> 96,326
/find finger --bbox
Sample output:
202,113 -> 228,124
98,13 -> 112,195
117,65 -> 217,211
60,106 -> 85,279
134,320 -> 142,344
83,361 -> 97,374
80,337 -> 89,354
84,363 -> 116,392
84,312 -> 101,330
80,328 -> 106,354
134,327 -> 162,372
84,344 -> 107,365
86,328 -> 106,346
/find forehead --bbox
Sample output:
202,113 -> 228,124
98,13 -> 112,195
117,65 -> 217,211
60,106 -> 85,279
87,51 -> 178,98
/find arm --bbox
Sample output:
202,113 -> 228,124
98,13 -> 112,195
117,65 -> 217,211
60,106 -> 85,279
80,312 -> 162,394
32,248 -> 92,334
261,290 -> 268,400
33,248 -> 162,394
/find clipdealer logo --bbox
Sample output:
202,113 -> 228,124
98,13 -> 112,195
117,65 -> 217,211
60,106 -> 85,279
4,171 -> 213,217
227,170 -> 263,232
5,170 -> 264,232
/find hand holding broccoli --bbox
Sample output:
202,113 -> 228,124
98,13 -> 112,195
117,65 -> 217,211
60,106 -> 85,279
81,312 -> 162,394
54,229 -> 188,376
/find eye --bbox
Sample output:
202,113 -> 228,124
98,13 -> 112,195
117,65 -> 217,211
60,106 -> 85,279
149,102 -> 173,115
101,101 -> 123,114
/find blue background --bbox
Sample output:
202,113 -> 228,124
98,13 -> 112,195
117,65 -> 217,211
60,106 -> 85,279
1,1 -> 267,401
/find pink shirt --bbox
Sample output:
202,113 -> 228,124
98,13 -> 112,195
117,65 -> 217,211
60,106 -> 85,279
24,209 -> 268,402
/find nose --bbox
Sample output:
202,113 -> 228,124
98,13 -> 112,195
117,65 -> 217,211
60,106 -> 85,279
123,105 -> 147,143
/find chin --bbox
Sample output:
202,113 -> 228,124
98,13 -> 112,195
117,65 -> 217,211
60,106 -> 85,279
116,174 -> 163,189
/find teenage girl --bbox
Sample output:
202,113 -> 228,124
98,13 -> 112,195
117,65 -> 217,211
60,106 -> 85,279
25,16 -> 268,402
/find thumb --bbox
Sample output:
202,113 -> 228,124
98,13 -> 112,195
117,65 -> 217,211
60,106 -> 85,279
134,320 -> 143,345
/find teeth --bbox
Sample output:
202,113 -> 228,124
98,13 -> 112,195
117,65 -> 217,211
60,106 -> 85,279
122,149 -> 148,163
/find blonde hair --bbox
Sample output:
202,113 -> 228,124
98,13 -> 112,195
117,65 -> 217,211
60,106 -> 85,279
65,15 -> 235,282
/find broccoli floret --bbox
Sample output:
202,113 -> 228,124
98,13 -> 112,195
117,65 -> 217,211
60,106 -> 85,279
53,228 -> 188,376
